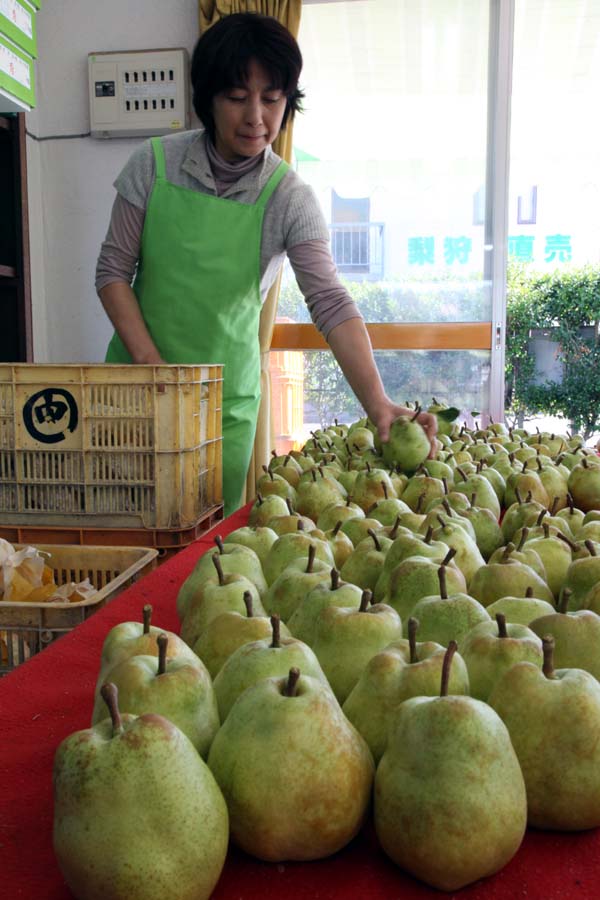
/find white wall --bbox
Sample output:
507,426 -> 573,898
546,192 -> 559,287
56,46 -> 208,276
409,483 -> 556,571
26,0 -> 199,361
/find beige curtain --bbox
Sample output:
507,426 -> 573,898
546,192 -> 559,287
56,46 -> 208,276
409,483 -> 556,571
199,0 -> 302,503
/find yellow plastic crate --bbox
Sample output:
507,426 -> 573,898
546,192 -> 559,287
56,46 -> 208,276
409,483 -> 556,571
0,543 -> 158,674
0,364 -> 223,529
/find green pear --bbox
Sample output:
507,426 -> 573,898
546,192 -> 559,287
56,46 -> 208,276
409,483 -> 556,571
321,520 -> 355,569
460,613 -> 543,701
500,491 -> 546,542
223,525 -> 278,566
213,616 -> 330,721
339,528 -> 391,592
248,491 -> 289,526
384,549 -> 467,621
180,554 -> 265,648
374,643 -> 527,891
488,535 -> 548,583
351,466 -> 398,513
295,468 -> 346,520
410,564 -> 491,647
489,637 -> 600,830
97,605 -> 200,688
585,581 -> 600,614
256,465 -> 297,503
432,515 -> 486,587
486,587 -> 556,626
266,510 -> 317,536
381,408 -> 431,473
529,589 -> 600,680
504,469 -> 550,509
311,591 -> 403,703
54,684 -> 228,900
367,494 -> 411,526
288,568 -> 363,645
316,499 -> 364,531
568,457 -> 600,512
521,523 -> 574,598
262,530 -> 334,586
91,634 -> 218,759
400,474 -> 445,513
469,547 -> 554,607
343,619 -> 469,763
263,545 -> 332,621
208,669 -> 374,861
193,590 -> 291,679
373,525 -> 450,601
340,515 -> 384,547
559,540 -> 600,609
454,469 -> 501,519
458,503 -> 504,560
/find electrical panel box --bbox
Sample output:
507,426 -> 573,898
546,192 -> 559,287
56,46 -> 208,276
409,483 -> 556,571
88,48 -> 190,139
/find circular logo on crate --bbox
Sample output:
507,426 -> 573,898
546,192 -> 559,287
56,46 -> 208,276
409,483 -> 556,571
22,388 -> 79,444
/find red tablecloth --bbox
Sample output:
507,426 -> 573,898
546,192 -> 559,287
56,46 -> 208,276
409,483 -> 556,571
1,503 -> 599,900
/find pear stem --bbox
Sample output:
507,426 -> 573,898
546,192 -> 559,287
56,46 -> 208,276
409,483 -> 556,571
496,613 -> 508,638
536,509 -> 547,527
442,547 -> 457,567
331,568 -> 340,590
368,528 -> 381,552
306,544 -> 316,574
381,481 -> 389,500
283,667 -> 301,697
515,487 -> 523,505
502,543 -> 515,562
542,636 -> 557,679
214,535 -> 225,554
585,540 -> 597,557
525,586 -> 534,598
410,405 -> 421,422
389,517 -> 401,539
100,683 -> 123,737
557,588 -> 572,614
332,520 -> 342,536
157,633 -> 168,676
442,499 -> 453,517
286,497 -> 294,514
438,565 -> 449,600
142,604 -> 152,635
408,617 -> 419,663
270,615 -> 281,648
359,590 -> 372,612
424,525 -> 434,544
517,528 -> 529,552
212,552 -> 225,586
550,496 -> 559,516
440,642 -> 458,697
556,531 -> 579,552
297,519 -> 305,531
243,590 -> 253,617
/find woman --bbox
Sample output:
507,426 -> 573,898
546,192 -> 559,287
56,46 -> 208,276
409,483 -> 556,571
96,12 -> 436,516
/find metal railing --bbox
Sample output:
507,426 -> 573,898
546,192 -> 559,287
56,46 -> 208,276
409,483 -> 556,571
328,222 -> 385,279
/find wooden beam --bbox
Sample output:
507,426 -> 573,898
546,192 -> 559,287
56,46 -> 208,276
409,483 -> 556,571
271,322 -> 492,351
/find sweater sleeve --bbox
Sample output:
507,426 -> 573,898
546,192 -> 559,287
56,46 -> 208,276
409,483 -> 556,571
95,194 -> 145,292
287,239 -> 363,340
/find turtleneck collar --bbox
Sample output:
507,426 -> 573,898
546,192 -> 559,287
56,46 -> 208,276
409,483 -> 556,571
206,137 -> 267,195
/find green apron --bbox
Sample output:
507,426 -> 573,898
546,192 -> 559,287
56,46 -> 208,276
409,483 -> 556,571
106,136 -> 289,516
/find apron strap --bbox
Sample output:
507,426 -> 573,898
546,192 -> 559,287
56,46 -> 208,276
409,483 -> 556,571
255,160 -> 289,210
151,137 -> 167,181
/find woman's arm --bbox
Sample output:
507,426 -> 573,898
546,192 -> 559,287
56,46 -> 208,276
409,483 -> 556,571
98,281 -> 164,364
326,317 -> 438,454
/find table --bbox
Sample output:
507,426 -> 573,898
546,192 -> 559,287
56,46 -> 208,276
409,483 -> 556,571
1,503 -> 599,900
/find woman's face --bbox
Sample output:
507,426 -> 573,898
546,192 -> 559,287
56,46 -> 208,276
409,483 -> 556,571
212,59 -> 288,162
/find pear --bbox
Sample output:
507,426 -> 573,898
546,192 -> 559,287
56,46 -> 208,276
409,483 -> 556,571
411,565 -> 491,648
400,474 -> 445,513
460,613 -> 543,701
384,549 -> 467,621
343,619 -> 469,763
458,502 -> 504,560
262,530 -> 334,586
367,492 -> 411,526
559,540 -> 600,609
193,590 -> 291,679
262,545 -> 332,621
375,643 -> 527,891
486,587 -> 556,626
316,499 -> 364,531
504,469 -> 550,509
248,491 -> 289,526
91,634 -> 219,759
54,684 -> 229,900
310,590 -> 403,703
381,407 -> 431,473
180,554 -> 266,648
500,491 -> 546,542
208,669 -> 374,861
529,589 -> 600,680
97,605 -> 200,690
223,525 -> 278,566
453,469 -> 501,519
469,545 -> 554,607
213,616 -> 330,721
432,515 -> 486,587
340,515 -> 384,547
568,457 -> 600,512
266,509 -> 317,536
585,581 -> 600,614
489,637 -> 600,830
288,568 -> 363,645
488,533 -> 548,583
295,468 -> 346,520
339,528 -> 391,592
351,465 -> 397,513
322,520 -> 355,569
522,523 -> 574,598
374,526 -> 450,602
256,464 -> 297,503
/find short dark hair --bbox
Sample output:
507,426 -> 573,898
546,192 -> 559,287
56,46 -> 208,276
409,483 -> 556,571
191,13 -> 304,142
